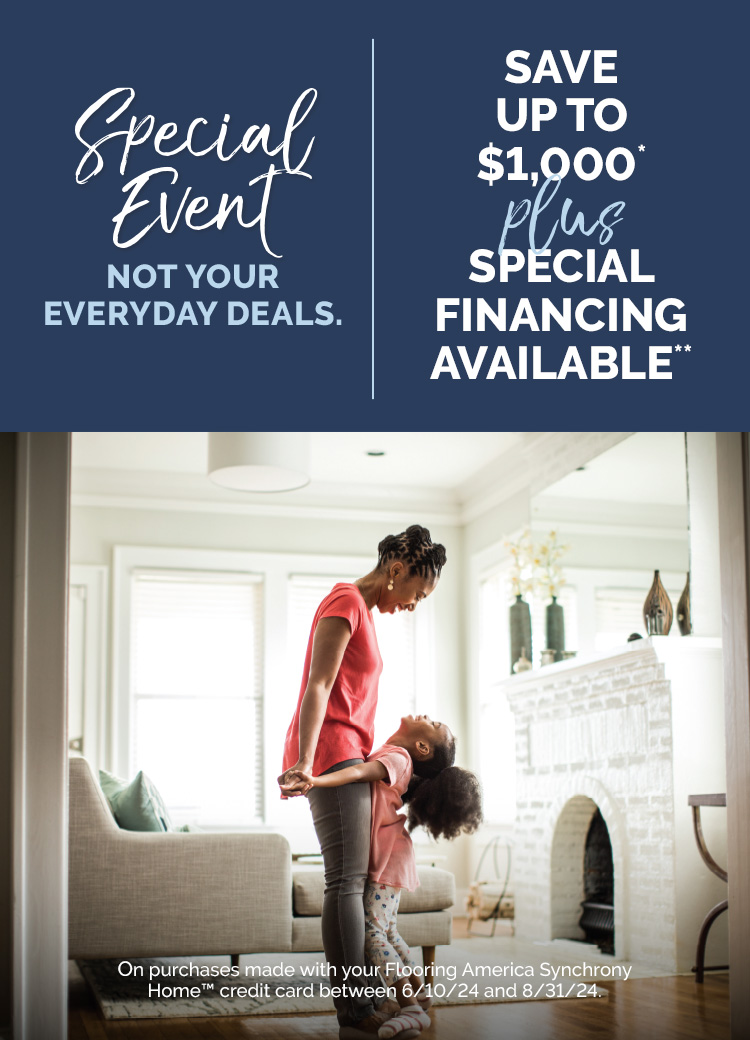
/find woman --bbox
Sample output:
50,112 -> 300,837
278,525 -> 446,1040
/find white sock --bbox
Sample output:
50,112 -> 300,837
415,987 -> 432,1010
378,1005 -> 430,1038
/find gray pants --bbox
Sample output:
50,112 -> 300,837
308,759 -> 375,1026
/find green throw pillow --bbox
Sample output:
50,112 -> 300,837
98,768 -> 173,832
98,767 -> 127,811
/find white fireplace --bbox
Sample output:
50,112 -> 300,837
504,637 -> 727,972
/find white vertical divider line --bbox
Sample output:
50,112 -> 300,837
371,38 -> 375,400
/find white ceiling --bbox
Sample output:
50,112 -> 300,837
72,432 -> 522,491
536,432 -> 687,506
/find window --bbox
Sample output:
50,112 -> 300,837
113,547 -> 434,832
129,570 -> 264,828
68,565 -> 108,774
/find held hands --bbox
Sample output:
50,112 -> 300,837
283,770 -> 315,795
277,762 -> 316,798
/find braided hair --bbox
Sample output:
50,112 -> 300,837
401,736 -> 483,842
377,525 -> 447,580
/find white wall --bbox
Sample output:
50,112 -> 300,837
532,496 -> 690,576
463,488 -> 531,562
558,531 -> 688,574
463,489 -> 532,892
71,506 -> 443,563
685,432 -> 722,637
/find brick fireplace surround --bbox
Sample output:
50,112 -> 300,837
504,637 -> 727,973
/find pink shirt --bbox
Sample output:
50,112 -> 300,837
282,584 -> 383,777
367,744 -> 419,891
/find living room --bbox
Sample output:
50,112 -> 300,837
2,431 -> 747,1040
65,432 -> 704,876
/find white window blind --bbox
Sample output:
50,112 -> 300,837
129,569 -> 264,827
286,575 -> 340,688
287,575 -> 418,752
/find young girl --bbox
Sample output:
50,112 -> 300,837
286,714 -> 482,1039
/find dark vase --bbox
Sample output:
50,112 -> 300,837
677,572 -> 692,635
643,570 -> 673,636
546,596 -> 565,662
510,595 -> 532,674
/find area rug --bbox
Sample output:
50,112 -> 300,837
78,941 -> 611,1020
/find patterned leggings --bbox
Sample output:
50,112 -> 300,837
363,881 -> 419,982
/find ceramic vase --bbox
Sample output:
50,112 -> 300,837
513,647 -> 532,673
677,572 -> 692,635
643,570 -> 673,636
546,596 -> 565,662
509,595 -> 532,674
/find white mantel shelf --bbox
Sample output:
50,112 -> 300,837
501,636 -> 722,701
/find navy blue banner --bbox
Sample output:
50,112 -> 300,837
5,1 -> 745,430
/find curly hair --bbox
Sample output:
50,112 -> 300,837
402,738 -> 483,842
377,525 -> 447,580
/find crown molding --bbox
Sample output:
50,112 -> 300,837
70,493 -> 463,526
457,431 -> 633,524
71,432 -> 637,530
71,469 -> 462,526
531,495 -> 688,542
530,519 -> 688,542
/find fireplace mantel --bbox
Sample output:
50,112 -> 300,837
502,636 -> 722,700
502,636 -> 727,972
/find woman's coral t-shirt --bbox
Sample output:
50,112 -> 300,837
282,583 -> 383,777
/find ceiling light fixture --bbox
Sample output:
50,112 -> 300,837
208,432 -> 311,492
366,450 -> 386,457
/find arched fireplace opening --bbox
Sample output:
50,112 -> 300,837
550,795 -> 616,955
580,808 -> 615,954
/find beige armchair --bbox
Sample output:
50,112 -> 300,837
68,757 -> 455,970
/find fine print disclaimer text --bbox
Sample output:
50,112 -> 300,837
116,958 -> 626,1001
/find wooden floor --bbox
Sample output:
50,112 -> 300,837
69,968 -> 730,1040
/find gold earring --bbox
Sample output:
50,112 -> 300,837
387,578 -> 394,591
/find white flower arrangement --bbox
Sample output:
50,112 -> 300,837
503,528 -> 535,599
534,530 -> 570,600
